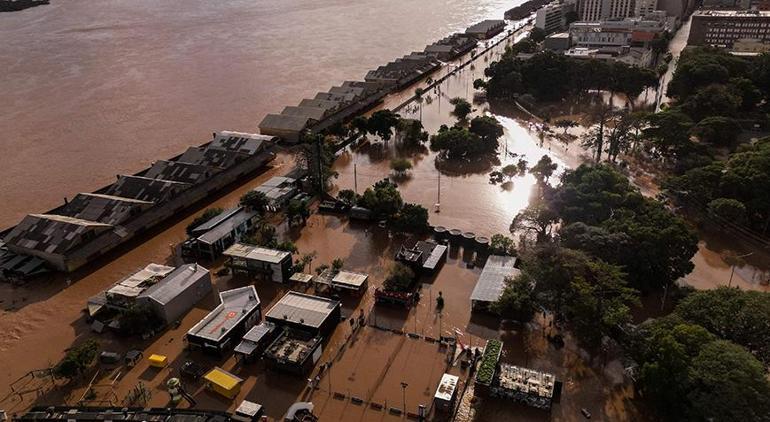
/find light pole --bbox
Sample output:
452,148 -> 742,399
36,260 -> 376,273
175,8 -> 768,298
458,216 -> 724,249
728,252 -> 754,287
400,382 -> 408,413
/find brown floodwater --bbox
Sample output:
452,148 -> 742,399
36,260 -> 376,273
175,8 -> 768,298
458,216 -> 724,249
0,0 -> 516,230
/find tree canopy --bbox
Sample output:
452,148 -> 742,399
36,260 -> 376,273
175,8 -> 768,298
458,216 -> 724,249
484,51 -> 658,103
518,164 -> 698,291
632,316 -> 770,421
367,109 -> 400,141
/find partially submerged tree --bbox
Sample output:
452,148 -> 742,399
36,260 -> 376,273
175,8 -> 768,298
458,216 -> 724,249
383,263 -> 416,292
449,97 -> 472,120
390,157 -> 413,175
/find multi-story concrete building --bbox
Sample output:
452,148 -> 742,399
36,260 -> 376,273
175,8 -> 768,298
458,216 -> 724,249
579,0 -> 636,21
536,2 -> 576,33
570,18 -> 666,48
688,10 -> 770,48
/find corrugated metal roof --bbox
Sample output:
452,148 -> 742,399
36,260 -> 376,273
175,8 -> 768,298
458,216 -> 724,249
266,291 -> 339,329
331,271 -> 368,289
223,243 -> 291,264
196,208 -> 258,245
470,255 -> 519,303
138,263 -> 210,305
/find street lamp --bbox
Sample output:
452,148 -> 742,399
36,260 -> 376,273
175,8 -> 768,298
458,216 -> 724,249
727,252 -> 754,287
400,382 -> 408,413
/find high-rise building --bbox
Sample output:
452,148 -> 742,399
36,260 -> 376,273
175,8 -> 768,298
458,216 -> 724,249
536,2 -> 576,33
579,0 -> 636,21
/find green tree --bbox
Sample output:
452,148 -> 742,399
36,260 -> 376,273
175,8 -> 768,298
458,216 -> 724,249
449,97 -> 472,120
633,316 -> 770,421
390,203 -> 429,233
529,155 -> 558,182
469,115 -> 504,151
383,263 -> 416,292
331,257 -> 344,272
429,125 -> 491,159
489,233 -> 516,255
118,305 -> 162,336
367,109 -> 400,141
358,178 -> 404,219
707,197 -> 747,223
54,339 -> 99,379
675,287 -> 770,365
390,157 -> 413,175
642,109 -> 695,160
552,165 -> 698,291
491,274 -> 535,322
287,199 -> 310,226
297,141 -> 338,193
337,189 -> 358,206
187,207 -> 223,235
239,190 -> 269,212
351,115 -> 369,136
510,201 -> 558,242
690,116 -> 741,148
396,118 -> 428,145
522,244 -> 638,345
681,84 -> 742,121
501,164 -> 518,180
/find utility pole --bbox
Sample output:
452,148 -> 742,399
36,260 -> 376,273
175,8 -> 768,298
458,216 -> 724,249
728,252 -> 754,287
354,163 -> 358,194
400,382 -> 408,413
315,133 -> 324,196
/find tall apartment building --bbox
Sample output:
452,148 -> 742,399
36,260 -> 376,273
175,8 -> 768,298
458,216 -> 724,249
579,0 -> 636,21
536,2 -> 576,33
688,10 -> 770,48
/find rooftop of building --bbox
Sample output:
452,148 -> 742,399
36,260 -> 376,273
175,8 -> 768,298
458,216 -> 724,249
15,406 -> 241,422
465,19 -> 506,34
694,9 -> 770,17
143,160 -> 220,185
209,130 -> 273,155
187,285 -> 260,342
176,146 -> 250,170
138,263 -> 210,306
234,321 -> 276,355
258,113 -> 313,132
281,105 -> 328,121
434,373 -> 459,401
60,193 -> 154,226
264,328 -> 322,364
106,263 -> 175,299
298,98 -> 342,111
331,270 -> 369,290
194,207 -> 258,246
470,255 -> 520,303
223,243 -> 292,264
105,175 -> 190,203
266,291 -> 340,329
497,364 -> 556,399
3,214 -> 113,255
